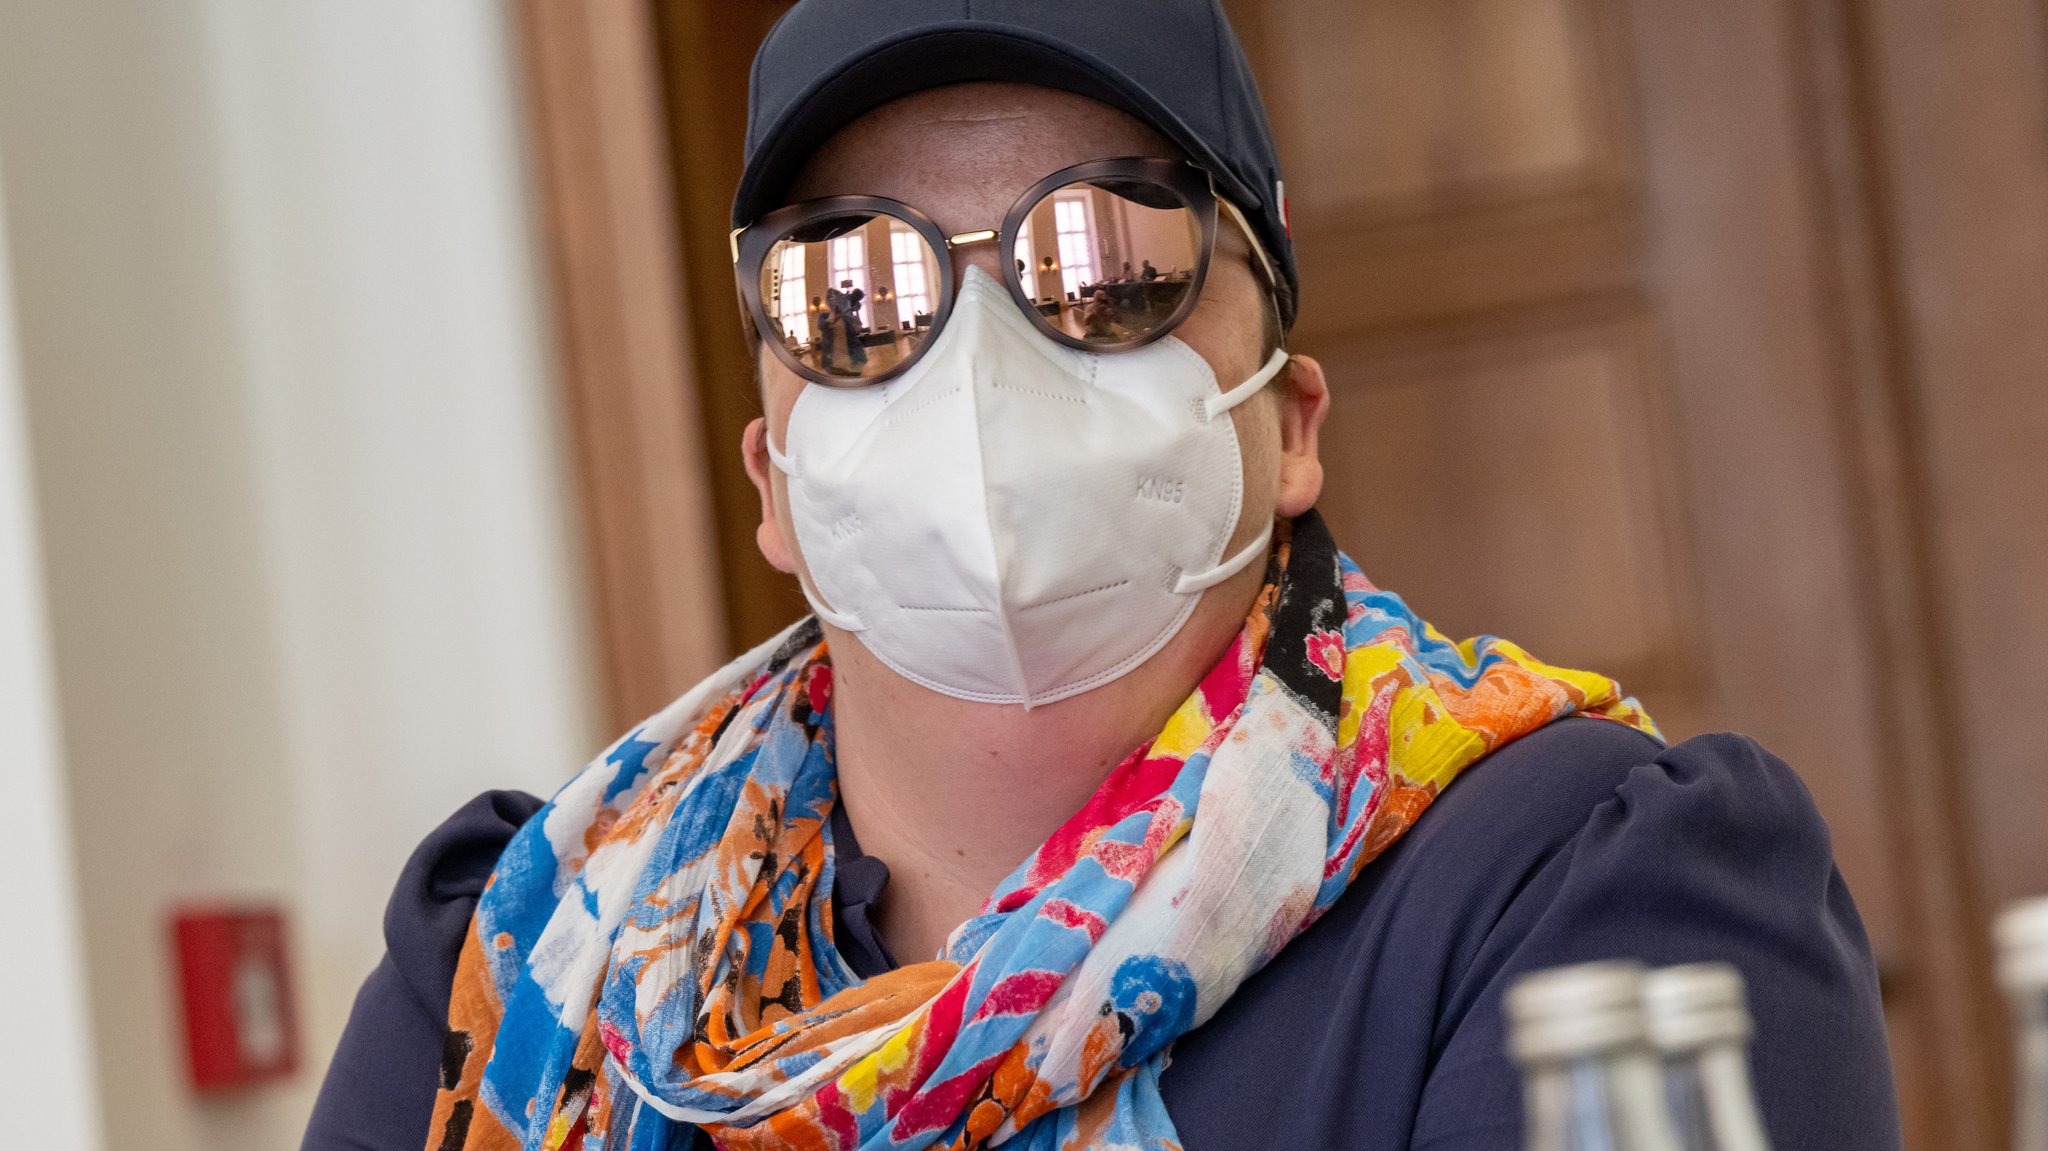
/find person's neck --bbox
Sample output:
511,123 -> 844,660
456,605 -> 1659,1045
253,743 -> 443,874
824,563 -> 1265,964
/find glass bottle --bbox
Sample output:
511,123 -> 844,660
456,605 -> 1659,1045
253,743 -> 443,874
1641,964 -> 1772,1151
1508,960 -> 1685,1151
2000,897 -> 2048,1151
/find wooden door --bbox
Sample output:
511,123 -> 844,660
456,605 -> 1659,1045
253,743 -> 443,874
1218,0 -> 2042,1146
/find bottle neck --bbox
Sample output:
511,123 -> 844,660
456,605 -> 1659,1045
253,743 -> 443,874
2018,987 -> 2048,1151
1523,1048 -> 1686,1151
1660,1042 -> 1772,1151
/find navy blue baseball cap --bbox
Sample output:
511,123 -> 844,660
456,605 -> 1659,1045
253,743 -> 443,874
733,0 -> 1298,327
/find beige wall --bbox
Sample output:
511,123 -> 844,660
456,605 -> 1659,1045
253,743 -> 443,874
0,3 -> 600,1148
0,149 -> 104,1151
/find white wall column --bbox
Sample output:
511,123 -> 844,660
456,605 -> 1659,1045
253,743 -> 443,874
0,3 -> 599,1146
0,148 -> 104,1151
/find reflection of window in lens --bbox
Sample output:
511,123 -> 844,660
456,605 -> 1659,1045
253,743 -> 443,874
889,227 -> 931,321
1091,182 -> 1194,281
827,233 -> 870,326
1054,193 -> 1096,300
1014,219 -> 1037,297
774,245 -> 808,341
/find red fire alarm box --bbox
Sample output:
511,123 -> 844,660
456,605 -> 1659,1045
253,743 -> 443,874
171,905 -> 299,1091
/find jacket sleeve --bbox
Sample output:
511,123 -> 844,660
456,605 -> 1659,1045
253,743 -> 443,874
300,790 -> 545,1151
1409,733 -> 1902,1150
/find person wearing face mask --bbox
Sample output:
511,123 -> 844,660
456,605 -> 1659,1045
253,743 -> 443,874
302,3 -> 1903,1149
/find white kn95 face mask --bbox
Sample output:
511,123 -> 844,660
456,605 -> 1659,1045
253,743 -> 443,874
766,265 -> 1289,707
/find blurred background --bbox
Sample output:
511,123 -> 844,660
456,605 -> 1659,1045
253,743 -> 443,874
0,1 -> 2042,1149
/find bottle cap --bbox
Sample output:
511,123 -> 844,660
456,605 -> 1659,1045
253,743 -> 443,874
1506,960 -> 1649,1064
1997,896 -> 2048,991
1642,963 -> 1753,1052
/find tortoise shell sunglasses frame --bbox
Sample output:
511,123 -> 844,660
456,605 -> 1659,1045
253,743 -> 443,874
730,156 -> 1275,388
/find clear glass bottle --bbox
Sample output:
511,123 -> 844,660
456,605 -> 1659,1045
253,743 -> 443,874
2000,897 -> 2048,1151
1508,960 -> 1685,1151
1641,964 -> 1772,1151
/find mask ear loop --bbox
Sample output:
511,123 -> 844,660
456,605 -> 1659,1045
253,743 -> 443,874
1176,345 -> 1290,594
763,432 -> 869,633
1174,520 -> 1275,595
1202,347 -> 1291,422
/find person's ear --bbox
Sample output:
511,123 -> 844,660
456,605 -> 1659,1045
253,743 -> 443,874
1273,354 -> 1330,517
742,418 -> 796,574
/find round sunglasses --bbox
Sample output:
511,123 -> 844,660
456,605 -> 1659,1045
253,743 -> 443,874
731,156 -> 1278,388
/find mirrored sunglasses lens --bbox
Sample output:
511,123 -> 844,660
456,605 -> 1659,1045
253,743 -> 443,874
1014,177 -> 1201,347
759,211 -> 942,383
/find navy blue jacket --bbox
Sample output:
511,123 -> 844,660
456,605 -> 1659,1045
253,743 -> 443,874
302,718 -> 1901,1149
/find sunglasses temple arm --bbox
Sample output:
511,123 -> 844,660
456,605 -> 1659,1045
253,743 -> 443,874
1218,196 -> 1280,297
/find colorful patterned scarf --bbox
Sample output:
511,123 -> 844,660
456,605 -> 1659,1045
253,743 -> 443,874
427,512 -> 1657,1150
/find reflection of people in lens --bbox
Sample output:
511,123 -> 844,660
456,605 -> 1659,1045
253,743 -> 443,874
1081,288 -> 1121,340
830,281 -> 868,373
1140,258 -> 1159,281
817,308 -> 850,375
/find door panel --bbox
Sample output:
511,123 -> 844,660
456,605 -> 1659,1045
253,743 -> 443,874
1314,315 -> 1687,692
1267,0 -> 1611,214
